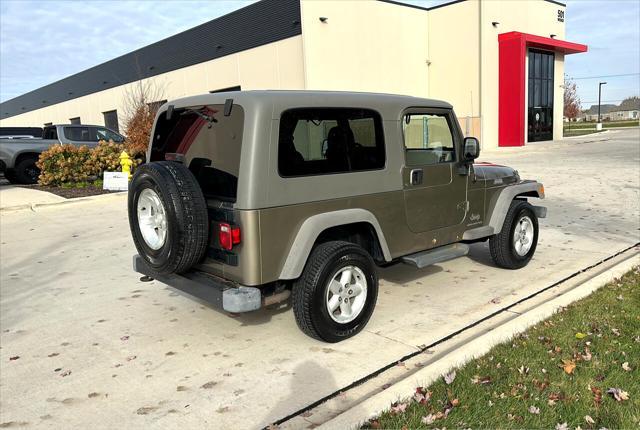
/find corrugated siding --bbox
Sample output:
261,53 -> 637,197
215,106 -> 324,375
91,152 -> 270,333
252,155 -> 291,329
0,0 -> 301,120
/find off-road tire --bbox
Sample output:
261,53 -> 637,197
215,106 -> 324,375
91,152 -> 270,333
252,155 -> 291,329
14,157 -> 40,184
489,199 -> 539,269
128,161 -> 209,274
3,170 -> 18,184
292,241 -> 378,343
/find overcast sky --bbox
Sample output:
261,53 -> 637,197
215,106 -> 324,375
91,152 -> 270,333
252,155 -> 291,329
1,0 -> 638,108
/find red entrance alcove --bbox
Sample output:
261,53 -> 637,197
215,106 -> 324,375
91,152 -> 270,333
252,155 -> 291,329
498,32 -> 587,147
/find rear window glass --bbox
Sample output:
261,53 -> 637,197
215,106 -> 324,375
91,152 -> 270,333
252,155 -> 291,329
150,104 -> 244,202
278,108 -> 385,177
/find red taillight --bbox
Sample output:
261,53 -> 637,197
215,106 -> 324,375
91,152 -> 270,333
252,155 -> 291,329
219,223 -> 241,251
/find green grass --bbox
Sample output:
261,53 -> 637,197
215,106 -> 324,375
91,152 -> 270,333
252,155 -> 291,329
565,120 -> 640,130
563,129 -> 606,137
60,179 -> 103,189
365,268 -> 640,430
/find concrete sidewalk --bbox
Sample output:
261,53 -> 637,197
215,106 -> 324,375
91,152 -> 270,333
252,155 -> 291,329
0,185 -> 65,210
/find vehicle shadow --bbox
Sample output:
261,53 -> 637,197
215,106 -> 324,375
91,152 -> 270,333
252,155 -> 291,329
465,241 -> 497,267
377,261 -> 444,284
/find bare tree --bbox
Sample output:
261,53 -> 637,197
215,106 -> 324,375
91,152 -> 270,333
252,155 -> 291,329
121,78 -> 166,157
563,76 -> 582,122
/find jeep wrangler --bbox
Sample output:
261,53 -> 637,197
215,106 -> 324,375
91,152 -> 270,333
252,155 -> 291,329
128,91 -> 546,343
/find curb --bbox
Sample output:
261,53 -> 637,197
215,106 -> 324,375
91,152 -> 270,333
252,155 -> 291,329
0,191 -> 127,213
318,251 -> 640,430
563,129 -> 610,140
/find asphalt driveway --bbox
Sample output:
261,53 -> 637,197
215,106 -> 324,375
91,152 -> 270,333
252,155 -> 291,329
1,129 -> 638,429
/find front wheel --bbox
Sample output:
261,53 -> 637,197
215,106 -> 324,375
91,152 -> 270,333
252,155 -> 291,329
489,200 -> 539,269
292,241 -> 378,343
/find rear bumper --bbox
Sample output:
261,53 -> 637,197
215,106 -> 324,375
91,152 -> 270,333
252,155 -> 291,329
133,255 -> 261,313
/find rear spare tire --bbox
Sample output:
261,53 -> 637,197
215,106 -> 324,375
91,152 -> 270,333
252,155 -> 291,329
128,161 -> 209,274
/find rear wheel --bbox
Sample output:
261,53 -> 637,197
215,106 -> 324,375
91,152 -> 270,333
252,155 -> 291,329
292,241 -> 378,342
489,200 -> 539,269
128,161 -> 209,274
14,157 -> 40,184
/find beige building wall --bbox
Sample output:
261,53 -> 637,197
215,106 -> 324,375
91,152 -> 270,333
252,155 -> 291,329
479,0 -> 566,147
0,36 -> 305,128
299,0 -> 429,98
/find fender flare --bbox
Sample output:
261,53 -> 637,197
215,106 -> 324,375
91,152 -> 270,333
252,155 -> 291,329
488,181 -> 544,233
278,208 -> 392,280
463,181 -> 545,240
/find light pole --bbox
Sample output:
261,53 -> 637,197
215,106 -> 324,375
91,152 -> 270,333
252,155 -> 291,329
597,81 -> 607,130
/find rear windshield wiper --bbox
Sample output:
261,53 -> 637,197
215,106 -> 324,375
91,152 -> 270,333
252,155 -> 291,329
181,107 -> 218,126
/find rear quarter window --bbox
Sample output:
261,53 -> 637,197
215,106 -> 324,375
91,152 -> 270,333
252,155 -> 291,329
278,108 -> 385,177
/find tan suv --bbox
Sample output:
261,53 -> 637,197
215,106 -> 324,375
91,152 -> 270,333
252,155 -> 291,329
128,91 -> 546,342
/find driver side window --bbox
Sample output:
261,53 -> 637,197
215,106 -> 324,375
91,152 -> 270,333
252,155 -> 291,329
403,113 -> 455,166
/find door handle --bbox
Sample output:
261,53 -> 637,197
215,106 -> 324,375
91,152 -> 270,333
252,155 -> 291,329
410,169 -> 423,185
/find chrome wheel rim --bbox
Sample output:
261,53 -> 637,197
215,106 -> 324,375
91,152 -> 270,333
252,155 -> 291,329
137,188 -> 167,250
325,266 -> 368,324
513,215 -> 534,256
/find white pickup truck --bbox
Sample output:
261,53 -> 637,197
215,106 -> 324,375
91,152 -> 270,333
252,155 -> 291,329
0,124 -> 124,184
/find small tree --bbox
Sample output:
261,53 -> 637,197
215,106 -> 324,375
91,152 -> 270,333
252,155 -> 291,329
563,77 -> 582,122
121,79 -> 165,157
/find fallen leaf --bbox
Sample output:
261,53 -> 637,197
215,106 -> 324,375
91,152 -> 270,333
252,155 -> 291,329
622,362 -> 631,372
528,405 -> 540,414
390,402 -> 408,414
490,297 -> 501,304
611,328 -> 621,337
421,414 -> 436,425
607,388 -> 629,402
9,356 -> 19,361
451,398 -> 460,406
575,332 -> 587,339
120,335 -> 130,341
444,370 -> 456,385
369,420 -> 381,429
585,415 -> 595,425
562,359 -> 576,374
582,349 -> 592,361
518,365 -> 530,375
381,383 -> 391,390
126,355 -> 137,361
414,387 -> 431,404
555,422 -> 569,430
591,386 -> 602,406
60,370 -> 71,377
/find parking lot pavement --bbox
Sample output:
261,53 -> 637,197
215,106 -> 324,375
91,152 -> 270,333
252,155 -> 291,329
1,129 -> 638,429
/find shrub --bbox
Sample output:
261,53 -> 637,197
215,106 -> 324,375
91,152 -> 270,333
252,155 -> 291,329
87,140 -> 135,175
37,144 -> 92,186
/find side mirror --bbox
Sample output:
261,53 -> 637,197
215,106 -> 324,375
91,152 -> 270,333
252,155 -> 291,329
463,137 -> 480,162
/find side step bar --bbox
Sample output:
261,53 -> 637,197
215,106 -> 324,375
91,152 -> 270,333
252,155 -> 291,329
401,243 -> 470,269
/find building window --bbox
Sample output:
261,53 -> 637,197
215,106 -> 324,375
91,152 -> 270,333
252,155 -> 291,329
403,113 -> 456,166
103,110 -> 119,132
278,108 -> 385,177
209,85 -> 241,93
69,117 -> 81,125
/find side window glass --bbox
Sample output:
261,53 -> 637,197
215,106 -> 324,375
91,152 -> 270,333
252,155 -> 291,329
403,113 -> 455,166
278,108 -> 385,177
96,127 -> 123,142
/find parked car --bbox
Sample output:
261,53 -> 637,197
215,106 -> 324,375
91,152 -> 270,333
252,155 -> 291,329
0,124 -> 124,184
128,91 -> 546,342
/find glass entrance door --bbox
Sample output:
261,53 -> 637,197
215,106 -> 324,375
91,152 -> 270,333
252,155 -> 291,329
528,50 -> 554,142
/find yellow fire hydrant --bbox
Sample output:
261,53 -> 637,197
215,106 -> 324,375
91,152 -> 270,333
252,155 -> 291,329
119,151 -> 133,179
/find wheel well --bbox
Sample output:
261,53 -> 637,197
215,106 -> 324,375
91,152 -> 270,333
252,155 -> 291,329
515,191 -> 539,198
314,222 -> 385,263
15,152 -> 41,166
